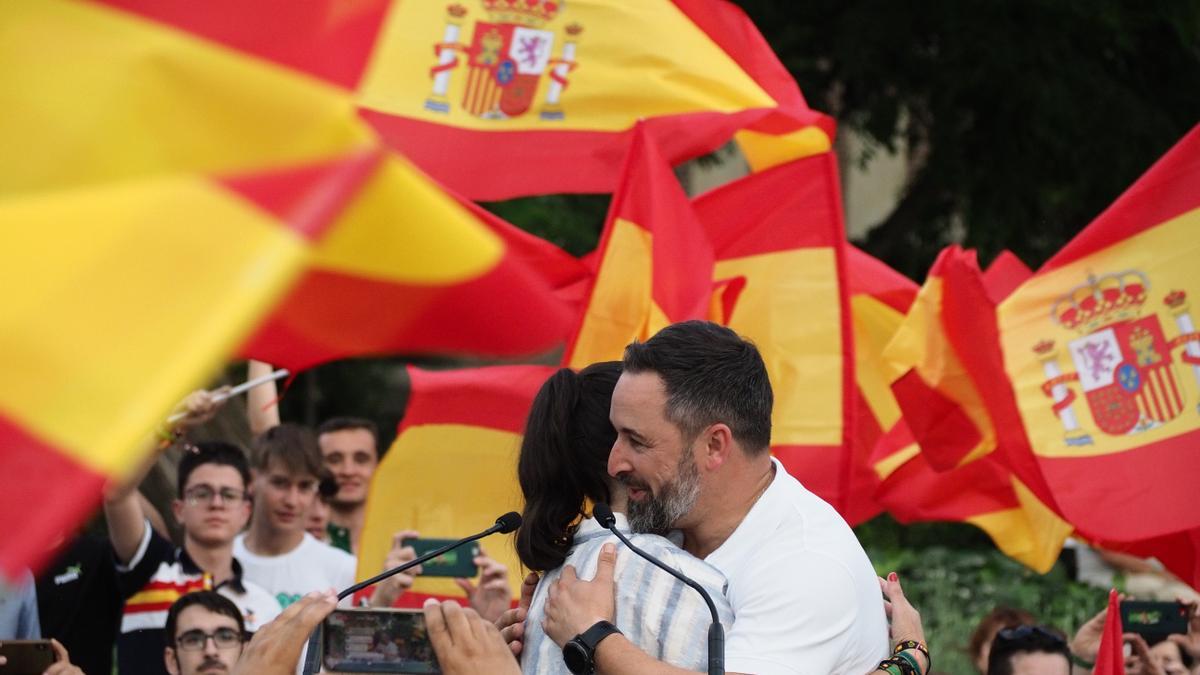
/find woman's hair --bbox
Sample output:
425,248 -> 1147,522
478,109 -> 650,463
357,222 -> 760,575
515,362 -> 622,572
968,605 -> 1037,666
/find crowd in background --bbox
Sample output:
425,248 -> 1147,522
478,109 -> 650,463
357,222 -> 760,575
3,338 -> 1200,675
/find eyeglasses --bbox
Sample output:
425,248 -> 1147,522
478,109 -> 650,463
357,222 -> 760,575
183,485 -> 246,506
174,627 -> 244,651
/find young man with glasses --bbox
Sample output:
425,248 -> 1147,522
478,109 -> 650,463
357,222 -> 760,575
164,591 -> 247,675
234,423 -> 357,608
106,416 -> 281,675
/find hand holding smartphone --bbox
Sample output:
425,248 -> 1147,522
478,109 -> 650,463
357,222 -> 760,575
400,538 -> 480,579
0,640 -> 56,675
323,608 -> 440,674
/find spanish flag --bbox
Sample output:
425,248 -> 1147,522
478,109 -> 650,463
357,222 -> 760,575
0,1 -> 557,576
844,246 -> 920,525
957,125 -> 1200,577
357,0 -> 833,199
692,153 -> 856,519
358,366 -> 556,604
876,248 -> 1071,571
564,123 -> 725,368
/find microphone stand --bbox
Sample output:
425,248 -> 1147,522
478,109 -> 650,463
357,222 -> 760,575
300,512 -> 522,675
594,503 -> 724,675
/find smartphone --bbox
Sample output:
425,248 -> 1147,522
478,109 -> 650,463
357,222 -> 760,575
0,640 -> 56,675
401,538 -> 479,578
1120,600 -> 1189,638
322,608 -> 440,674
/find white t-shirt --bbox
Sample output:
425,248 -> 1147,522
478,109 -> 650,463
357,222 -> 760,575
233,532 -> 357,609
705,458 -> 888,675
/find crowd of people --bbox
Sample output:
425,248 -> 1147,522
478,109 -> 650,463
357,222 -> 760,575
3,321 -> 1199,674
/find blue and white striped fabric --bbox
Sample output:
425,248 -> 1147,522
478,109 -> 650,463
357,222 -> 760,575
521,513 -> 733,674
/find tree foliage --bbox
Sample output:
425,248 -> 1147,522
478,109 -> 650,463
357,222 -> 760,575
734,0 -> 1200,277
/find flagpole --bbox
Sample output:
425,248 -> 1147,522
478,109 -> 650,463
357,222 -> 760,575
166,368 -> 290,423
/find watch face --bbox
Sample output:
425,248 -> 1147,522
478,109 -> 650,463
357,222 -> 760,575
563,640 -> 591,674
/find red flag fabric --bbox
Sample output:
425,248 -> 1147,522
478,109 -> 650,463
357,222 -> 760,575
1094,589 -> 1126,675
693,154 -> 857,520
564,123 -> 722,368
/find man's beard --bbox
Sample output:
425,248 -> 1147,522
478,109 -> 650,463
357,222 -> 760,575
624,452 -> 702,535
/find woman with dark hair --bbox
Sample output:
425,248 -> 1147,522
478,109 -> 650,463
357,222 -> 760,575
514,362 -> 733,675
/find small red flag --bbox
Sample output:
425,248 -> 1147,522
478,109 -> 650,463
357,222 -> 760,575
1093,590 -> 1125,675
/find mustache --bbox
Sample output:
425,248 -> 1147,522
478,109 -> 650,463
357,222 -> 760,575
197,657 -> 229,672
616,473 -> 650,491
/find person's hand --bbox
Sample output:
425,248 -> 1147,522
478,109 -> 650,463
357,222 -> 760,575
880,573 -> 925,644
1070,604 -> 1109,662
1125,633 -> 1166,675
42,639 -> 83,675
424,599 -> 520,675
1167,599 -> 1200,660
543,543 -> 617,648
497,571 -> 538,656
173,386 -> 231,431
371,530 -> 421,607
233,590 -> 337,675
458,547 -> 512,624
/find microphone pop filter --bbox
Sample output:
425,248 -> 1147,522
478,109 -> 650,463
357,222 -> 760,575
495,511 -> 523,533
593,503 -> 616,527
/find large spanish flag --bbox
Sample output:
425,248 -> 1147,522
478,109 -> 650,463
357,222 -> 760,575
358,366 -> 556,605
692,153 -> 856,518
564,123 -> 725,368
357,0 -> 833,199
0,1 -> 561,576
969,124 -> 1200,551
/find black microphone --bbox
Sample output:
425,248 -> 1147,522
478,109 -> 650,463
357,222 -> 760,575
301,511 -> 523,674
592,503 -> 724,675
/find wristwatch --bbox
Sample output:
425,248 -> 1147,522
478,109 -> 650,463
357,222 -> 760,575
562,620 -> 622,674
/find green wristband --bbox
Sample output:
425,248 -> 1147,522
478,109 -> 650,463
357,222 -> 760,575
894,650 -> 923,675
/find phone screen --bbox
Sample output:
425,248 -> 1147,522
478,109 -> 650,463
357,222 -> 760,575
1120,600 -> 1189,637
401,539 -> 479,578
0,640 -> 56,675
322,609 -> 440,674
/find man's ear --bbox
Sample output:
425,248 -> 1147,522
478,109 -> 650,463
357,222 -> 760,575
171,499 -> 185,526
702,423 -> 734,470
164,646 -> 180,675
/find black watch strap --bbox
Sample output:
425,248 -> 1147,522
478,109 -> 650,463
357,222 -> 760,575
563,620 -> 622,674
579,620 -> 621,651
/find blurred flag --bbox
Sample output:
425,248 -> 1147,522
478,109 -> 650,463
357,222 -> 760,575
356,0 -> 832,199
692,153 -> 856,519
0,1 -> 568,576
565,123 -> 727,368
238,168 -> 580,370
0,155 -> 371,578
357,365 -> 555,605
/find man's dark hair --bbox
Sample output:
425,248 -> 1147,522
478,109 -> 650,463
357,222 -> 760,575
177,441 -> 251,496
250,423 -> 324,478
622,321 -> 772,453
987,625 -> 1069,675
317,417 -> 380,453
164,591 -> 246,647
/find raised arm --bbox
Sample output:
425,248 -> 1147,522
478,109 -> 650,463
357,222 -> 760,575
104,388 -> 227,564
246,359 -> 281,436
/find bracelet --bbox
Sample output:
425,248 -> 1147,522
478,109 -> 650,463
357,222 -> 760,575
878,656 -> 918,675
1070,653 -> 1095,669
156,425 -> 182,450
893,640 -> 931,672
875,661 -> 904,675
893,650 -> 923,675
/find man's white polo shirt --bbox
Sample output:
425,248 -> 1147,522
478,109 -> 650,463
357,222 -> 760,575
705,458 -> 888,675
